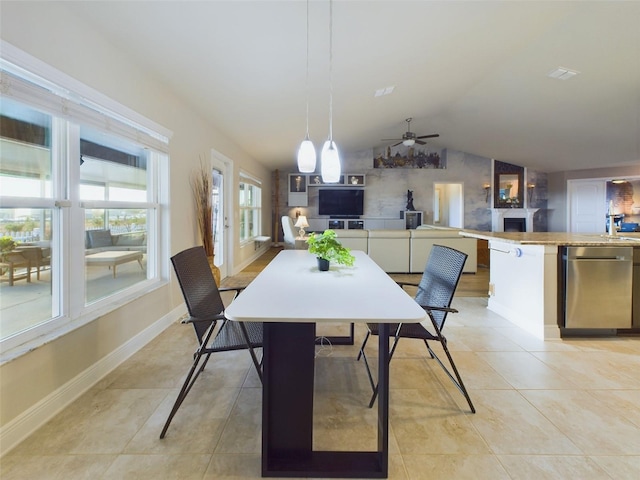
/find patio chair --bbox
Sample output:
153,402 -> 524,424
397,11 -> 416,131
357,244 -> 475,413
160,246 -> 263,439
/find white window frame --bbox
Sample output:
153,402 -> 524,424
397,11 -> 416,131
0,42 -> 172,359
239,171 -> 262,245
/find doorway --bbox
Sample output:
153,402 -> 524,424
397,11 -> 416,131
568,179 -> 606,233
434,183 -> 464,228
211,150 -> 233,279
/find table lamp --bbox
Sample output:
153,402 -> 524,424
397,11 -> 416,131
295,215 -> 309,238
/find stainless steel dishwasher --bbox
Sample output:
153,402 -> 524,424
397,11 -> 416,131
564,246 -> 633,329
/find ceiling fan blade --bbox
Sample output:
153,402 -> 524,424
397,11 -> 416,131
416,134 -> 440,139
381,138 -> 402,141
392,141 -> 402,147
415,140 -> 426,145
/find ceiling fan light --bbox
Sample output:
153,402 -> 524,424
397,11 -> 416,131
402,138 -> 415,147
321,140 -> 341,183
297,137 -> 316,173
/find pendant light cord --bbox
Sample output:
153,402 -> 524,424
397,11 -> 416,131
328,0 -> 334,143
305,0 -> 310,138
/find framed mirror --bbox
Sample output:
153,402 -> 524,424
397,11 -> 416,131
494,160 -> 524,208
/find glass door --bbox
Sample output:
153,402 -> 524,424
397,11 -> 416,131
211,153 -> 232,280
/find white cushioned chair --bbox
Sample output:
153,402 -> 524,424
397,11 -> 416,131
281,216 -> 297,249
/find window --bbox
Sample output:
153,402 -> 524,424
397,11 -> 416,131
239,173 -> 262,243
0,48 -> 170,355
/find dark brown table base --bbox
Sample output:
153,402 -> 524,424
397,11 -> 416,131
262,322 -> 390,478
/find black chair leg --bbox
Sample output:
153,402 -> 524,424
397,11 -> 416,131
426,340 -> 475,414
367,333 -> 401,408
160,323 -> 217,439
356,330 -> 371,361
239,322 -> 263,384
160,349 -> 211,439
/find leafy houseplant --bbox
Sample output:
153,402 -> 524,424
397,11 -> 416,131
0,235 -> 17,277
306,229 -> 355,271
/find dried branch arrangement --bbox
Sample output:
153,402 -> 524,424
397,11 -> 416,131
190,159 -> 214,257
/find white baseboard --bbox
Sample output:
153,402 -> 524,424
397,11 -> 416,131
0,305 -> 185,457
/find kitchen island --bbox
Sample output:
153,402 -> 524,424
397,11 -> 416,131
460,231 -> 640,339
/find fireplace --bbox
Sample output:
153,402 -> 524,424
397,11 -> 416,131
504,218 -> 526,232
491,208 -> 539,232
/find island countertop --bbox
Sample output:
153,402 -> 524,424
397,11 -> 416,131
459,230 -> 640,246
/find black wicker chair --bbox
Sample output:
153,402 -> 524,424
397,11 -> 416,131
160,246 -> 263,439
357,244 -> 475,413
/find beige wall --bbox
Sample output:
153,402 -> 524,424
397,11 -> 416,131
0,2 -> 271,436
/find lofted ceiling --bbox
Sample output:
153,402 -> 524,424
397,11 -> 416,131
68,1 -> 640,174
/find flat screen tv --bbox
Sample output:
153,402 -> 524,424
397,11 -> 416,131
318,189 -> 364,217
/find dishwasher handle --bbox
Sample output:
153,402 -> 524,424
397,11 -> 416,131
572,255 -> 629,261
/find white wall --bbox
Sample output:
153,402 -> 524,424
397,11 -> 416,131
0,1 -> 271,446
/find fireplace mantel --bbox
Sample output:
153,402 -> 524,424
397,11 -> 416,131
491,208 -> 539,232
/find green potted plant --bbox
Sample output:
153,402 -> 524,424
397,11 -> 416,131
0,236 -> 17,276
306,229 -> 355,271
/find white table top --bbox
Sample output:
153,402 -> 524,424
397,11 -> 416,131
225,250 -> 426,324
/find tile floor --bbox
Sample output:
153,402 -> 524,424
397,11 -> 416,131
2,280 -> 640,478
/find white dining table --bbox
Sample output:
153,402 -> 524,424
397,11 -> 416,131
225,249 -> 426,478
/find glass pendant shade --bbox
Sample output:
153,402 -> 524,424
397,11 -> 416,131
297,136 -> 316,173
321,140 -> 341,183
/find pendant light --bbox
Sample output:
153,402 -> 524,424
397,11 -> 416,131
321,0 -> 341,183
297,0 -> 316,173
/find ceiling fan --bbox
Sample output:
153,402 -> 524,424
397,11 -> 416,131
382,117 -> 439,147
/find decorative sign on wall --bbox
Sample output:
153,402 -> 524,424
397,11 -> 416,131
373,147 -> 445,169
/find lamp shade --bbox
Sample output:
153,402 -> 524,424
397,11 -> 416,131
294,215 -> 309,228
321,140 -> 341,183
402,138 -> 415,147
297,137 -> 316,173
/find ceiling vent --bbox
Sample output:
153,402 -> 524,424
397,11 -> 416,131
547,67 -> 579,80
374,86 -> 395,97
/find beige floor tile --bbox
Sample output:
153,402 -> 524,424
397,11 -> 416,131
101,453 -> 211,479
403,454 -> 511,480
428,350 -> 514,390
124,385 -> 241,454
497,455 -> 612,479
477,351 -> 580,389
467,390 -> 581,455
445,327 -> 525,352
390,389 -> 490,455
0,454 -> 116,480
214,388 -> 262,454
587,389 -> 640,428
203,454 -> 266,479
590,455 -> 640,479
313,392 -> 401,454
490,327 -> 582,352
521,389 -> 640,454
532,351 -> 639,389
9,387 -> 167,455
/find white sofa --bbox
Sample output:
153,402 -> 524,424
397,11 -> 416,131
411,226 -> 477,273
367,230 -> 412,273
334,229 -> 369,252
327,225 -> 478,273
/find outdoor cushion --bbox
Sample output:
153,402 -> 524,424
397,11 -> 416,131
87,230 -> 113,248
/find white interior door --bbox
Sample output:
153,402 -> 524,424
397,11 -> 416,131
211,151 -> 233,279
568,179 -> 606,233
